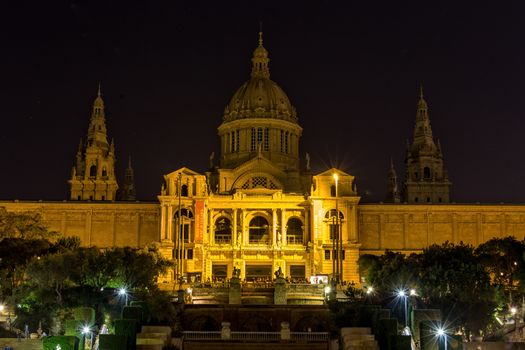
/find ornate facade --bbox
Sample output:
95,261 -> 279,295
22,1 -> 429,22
1,33 -> 524,287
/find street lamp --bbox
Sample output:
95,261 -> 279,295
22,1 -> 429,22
81,325 -> 92,350
118,288 -> 128,306
397,289 -> 408,328
333,173 -> 341,284
436,328 -> 447,350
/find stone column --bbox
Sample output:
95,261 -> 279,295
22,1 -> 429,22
242,209 -> 247,245
304,208 -> 310,244
167,205 -> 173,241
209,209 -> 214,244
281,209 -> 286,246
233,209 -> 238,247
160,205 -> 166,240
272,209 -> 277,247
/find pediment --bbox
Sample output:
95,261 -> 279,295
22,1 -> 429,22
164,167 -> 202,180
230,156 -> 286,190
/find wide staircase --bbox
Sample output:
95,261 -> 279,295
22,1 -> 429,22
340,327 -> 379,350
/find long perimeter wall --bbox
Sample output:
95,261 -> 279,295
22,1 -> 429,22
358,203 -> 525,255
0,201 -> 160,248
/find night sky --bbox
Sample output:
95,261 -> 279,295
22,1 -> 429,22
1,1 -> 524,203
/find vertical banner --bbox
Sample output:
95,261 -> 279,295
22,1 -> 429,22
194,199 -> 205,243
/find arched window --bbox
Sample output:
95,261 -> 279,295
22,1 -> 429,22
286,218 -> 303,245
89,165 -> 97,177
181,184 -> 188,197
215,217 -> 232,244
423,167 -> 431,179
101,167 -> 107,177
249,216 -> 269,244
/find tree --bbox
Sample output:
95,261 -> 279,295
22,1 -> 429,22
0,208 -> 58,240
476,236 -> 525,304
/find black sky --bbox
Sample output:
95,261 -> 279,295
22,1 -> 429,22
1,1 -> 524,203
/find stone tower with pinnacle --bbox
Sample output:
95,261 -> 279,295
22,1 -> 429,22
403,87 -> 451,203
385,158 -> 401,203
120,156 -> 136,201
69,86 -> 119,201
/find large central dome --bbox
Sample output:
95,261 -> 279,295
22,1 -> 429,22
223,33 -> 297,124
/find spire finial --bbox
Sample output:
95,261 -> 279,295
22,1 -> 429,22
128,155 -> 132,168
259,22 -> 263,45
98,82 -> 101,97
390,156 -> 394,169
419,84 -> 424,100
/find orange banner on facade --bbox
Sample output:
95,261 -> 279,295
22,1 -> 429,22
194,199 -> 205,242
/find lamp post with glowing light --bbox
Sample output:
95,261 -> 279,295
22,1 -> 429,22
436,328 -> 447,350
333,173 -> 342,284
397,289 -> 408,328
118,288 -> 128,306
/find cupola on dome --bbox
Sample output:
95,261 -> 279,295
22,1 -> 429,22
223,32 -> 297,124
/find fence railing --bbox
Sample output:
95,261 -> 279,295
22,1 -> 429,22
183,331 -> 330,342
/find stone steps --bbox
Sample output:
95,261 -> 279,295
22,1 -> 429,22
341,327 -> 379,350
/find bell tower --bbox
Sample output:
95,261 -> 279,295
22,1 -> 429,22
69,86 -> 119,201
403,87 -> 451,203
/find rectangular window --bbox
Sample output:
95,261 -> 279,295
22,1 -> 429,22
280,130 -> 284,152
341,250 -> 345,261
187,249 -> 193,260
251,128 -> 256,151
324,249 -> 331,260
230,131 -> 235,152
236,130 -> 240,152
264,128 -> 269,151
285,132 -> 289,153
257,127 -> 263,146
225,133 -> 230,153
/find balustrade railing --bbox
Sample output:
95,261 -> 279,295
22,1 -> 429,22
183,331 -> 330,342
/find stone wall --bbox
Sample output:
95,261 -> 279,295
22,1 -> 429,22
0,201 -> 160,248
358,204 -> 525,254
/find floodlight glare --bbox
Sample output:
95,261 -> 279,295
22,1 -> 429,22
324,286 -> 331,294
0,304 -> 4,312
82,326 -> 90,334
410,289 -> 417,296
436,328 -> 445,336
118,288 -> 127,295
397,290 -> 406,297
511,307 -> 518,315
366,287 -> 374,294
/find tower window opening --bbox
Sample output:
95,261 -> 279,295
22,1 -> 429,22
438,197 -> 442,203
102,167 -> 107,177
414,172 -> 418,179
264,128 -> 269,151
230,131 -> 235,152
280,130 -> 284,152
423,167 -> 431,179
236,130 -> 239,152
414,197 -> 419,203
89,165 -> 97,177
181,184 -> 188,197
251,128 -> 256,151
257,127 -> 263,147
427,197 -> 431,202
285,132 -> 289,153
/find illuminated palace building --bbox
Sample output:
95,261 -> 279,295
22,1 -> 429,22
4,33 -> 525,286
